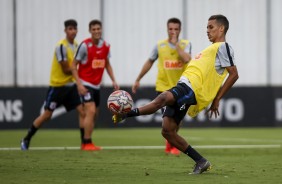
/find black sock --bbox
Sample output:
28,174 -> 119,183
83,138 -> 92,144
80,128 -> 85,143
184,145 -> 204,162
24,125 -> 38,141
125,108 -> 140,118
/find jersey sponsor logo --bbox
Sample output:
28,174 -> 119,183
87,42 -> 93,47
164,60 -> 183,69
194,53 -> 202,60
92,59 -> 105,69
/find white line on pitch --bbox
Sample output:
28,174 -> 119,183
183,137 -> 282,143
0,144 -> 280,151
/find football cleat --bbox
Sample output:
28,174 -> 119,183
191,158 -> 212,174
20,139 -> 30,151
165,140 -> 171,154
81,143 -> 85,150
170,147 -> 180,156
81,143 -> 102,151
112,114 -> 125,124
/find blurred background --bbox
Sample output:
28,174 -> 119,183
1,0 -> 282,128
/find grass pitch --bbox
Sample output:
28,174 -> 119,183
0,128 -> 282,184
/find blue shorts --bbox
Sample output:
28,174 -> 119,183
163,83 -> 197,124
44,85 -> 81,111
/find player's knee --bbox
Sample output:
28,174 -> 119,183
153,93 -> 168,109
84,103 -> 96,116
161,127 -> 172,139
77,105 -> 86,118
86,108 -> 95,116
151,101 -> 163,110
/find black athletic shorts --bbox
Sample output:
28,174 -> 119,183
44,84 -> 81,111
163,82 -> 197,124
80,86 -> 100,107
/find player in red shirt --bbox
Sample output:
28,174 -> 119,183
72,20 -> 119,151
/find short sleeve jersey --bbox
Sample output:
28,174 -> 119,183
75,39 -> 111,64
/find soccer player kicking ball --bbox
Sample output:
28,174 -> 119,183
113,14 -> 239,174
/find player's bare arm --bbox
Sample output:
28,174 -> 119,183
105,58 -> 119,90
132,59 -> 154,94
71,59 -> 88,95
60,61 -> 72,75
207,65 -> 239,118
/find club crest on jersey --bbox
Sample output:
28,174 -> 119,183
180,42 -> 186,47
49,102 -> 57,110
179,104 -> 186,111
159,43 -> 166,48
84,92 -> 91,101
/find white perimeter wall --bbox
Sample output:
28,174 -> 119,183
0,0 -> 14,86
0,0 -> 281,87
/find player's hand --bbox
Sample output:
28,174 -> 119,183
206,98 -> 220,119
113,81 -> 119,91
132,81 -> 140,94
77,84 -> 88,96
112,114 -> 125,124
169,35 -> 178,46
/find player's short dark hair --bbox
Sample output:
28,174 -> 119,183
89,19 -> 102,29
64,19 -> 77,28
209,14 -> 229,34
167,17 -> 181,29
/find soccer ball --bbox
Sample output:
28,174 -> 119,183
107,90 -> 134,114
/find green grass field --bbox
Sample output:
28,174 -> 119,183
0,128 -> 282,184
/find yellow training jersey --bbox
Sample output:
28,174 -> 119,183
49,39 -> 78,87
156,39 -> 189,92
182,42 -> 228,117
